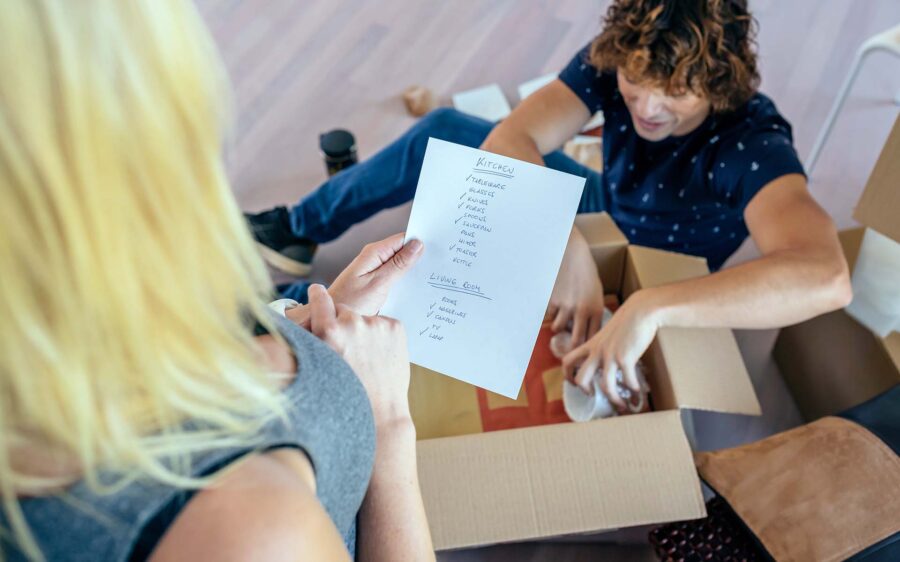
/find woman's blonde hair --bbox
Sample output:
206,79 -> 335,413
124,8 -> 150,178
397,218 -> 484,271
0,0 -> 284,557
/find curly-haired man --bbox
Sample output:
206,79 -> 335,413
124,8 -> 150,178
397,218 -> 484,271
248,0 -> 851,406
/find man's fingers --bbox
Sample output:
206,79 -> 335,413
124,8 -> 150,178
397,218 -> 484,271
601,359 -> 627,410
544,302 -> 559,323
570,309 -> 588,348
573,353 -> 601,395
551,307 -> 571,333
562,345 -> 589,383
622,360 -> 641,394
308,284 -> 337,338
587,312 -> 604,339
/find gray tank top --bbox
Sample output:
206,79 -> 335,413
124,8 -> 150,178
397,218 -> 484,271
1,314 -> 376,561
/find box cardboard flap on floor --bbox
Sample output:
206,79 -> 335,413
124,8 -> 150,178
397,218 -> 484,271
417,411 -> 704,550
853,115 -> 900,244
625,245 -> 760,416
846,114 -> 900,336
774,228 -> 900,420
414,212 -> 759,550
774,113 -> 900,420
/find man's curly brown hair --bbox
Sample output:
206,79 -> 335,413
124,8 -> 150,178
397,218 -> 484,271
590,0 -> 760,112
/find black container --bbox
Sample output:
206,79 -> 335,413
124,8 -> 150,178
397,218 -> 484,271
319,129 -> 358,176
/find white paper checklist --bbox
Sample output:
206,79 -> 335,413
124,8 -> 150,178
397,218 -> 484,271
380,138 -> 585,398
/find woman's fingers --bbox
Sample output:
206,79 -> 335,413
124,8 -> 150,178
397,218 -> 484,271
377,237 -> 424,282
348,232 -> 420,279
308,284 -> 337,339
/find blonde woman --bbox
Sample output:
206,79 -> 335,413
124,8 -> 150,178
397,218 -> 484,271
0,1 -> 433,560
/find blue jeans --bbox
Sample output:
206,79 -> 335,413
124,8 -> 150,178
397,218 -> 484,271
279,108 -> 605,302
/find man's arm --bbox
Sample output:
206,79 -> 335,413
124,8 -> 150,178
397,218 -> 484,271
563,173 -> 852,404
640,173 -> 851,328
482,80 -> 607,347
480,79 -> 591,164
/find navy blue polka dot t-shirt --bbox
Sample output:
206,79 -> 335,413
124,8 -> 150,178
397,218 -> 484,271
559,44 -> 806,270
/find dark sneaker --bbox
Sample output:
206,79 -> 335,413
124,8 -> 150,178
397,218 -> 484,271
245,207 -> 317,276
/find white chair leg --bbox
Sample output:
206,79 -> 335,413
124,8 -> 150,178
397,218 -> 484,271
806,49 -> 868,175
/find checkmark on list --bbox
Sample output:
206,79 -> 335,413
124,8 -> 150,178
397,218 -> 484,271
449,243 -> 456,251
426,311 -> 434,318
455,216 -> 463,224
419,327 -> 429,336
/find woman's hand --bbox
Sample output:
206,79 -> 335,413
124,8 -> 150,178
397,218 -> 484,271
285,233 -> 422,328
546,228 -> 606,351
561,290 -> 658,410
328,233 -> 423,316
307,284 -> 411,425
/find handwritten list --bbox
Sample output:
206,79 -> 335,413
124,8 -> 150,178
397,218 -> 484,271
381,138 -> 584,398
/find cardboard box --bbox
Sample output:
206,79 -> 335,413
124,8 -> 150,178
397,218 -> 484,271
412,212 -> 760,550
774,229 -> 900,420
774,114 -> 900,421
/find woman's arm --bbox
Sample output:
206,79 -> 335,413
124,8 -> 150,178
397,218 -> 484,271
307,286 -> 435,561
357,417 -> 434,562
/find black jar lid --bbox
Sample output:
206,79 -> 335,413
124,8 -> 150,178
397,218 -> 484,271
319,129 -> 356,158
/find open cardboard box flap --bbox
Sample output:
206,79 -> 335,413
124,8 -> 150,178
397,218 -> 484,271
623,245 -> 760,416
843,124 -> 900,372
853,114 -> 900,244
774,228 -> 900,420
574,212 -> 628,294
886,332 -> 900,370
417,410 -> 705,550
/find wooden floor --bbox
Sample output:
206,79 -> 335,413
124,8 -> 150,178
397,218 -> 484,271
197,1 -> 900,559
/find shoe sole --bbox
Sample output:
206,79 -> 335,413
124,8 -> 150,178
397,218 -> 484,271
256,243 -> 313,277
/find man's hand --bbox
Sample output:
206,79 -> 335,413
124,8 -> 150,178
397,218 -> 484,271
546,228 -> 606,351
561,290 -> 657,410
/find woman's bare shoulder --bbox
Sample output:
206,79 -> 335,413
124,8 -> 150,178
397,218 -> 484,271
149,451 -> 349,562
